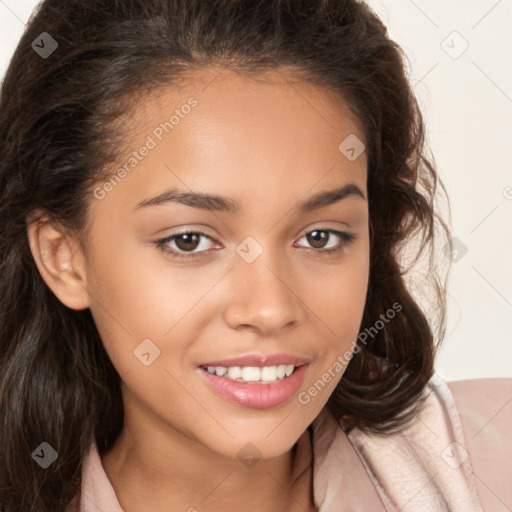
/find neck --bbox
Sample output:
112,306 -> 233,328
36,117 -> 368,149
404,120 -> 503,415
100,412 -> 315,512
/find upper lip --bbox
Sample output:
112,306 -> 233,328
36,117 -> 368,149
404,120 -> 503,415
199,353 -> 311,368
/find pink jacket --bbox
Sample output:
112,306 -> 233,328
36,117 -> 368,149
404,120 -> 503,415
67,374 -> 512,511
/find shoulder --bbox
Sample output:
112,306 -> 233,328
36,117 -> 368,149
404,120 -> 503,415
445,377 -> 512,512
345,374 -> 511,511
446,377 -> 512,429
445,377 -> 512,421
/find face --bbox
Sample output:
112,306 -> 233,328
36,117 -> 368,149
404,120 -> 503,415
77,67 -> 369,461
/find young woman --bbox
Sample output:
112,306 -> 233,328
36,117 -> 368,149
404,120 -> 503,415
0,1 -> 510,511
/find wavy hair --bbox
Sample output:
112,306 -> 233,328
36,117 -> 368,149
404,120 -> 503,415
0,0 -> 451,509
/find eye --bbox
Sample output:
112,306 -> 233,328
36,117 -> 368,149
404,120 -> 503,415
295,229 -> 356,255
155,230 -> 217,260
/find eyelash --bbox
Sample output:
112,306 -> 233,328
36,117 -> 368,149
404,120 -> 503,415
154,228 -> 356,261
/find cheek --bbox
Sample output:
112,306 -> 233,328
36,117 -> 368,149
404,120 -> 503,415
84,229 -> 231,381
85,223 -> 198,333
301,246 -> 369,399
297,257 -> 369,410
306,247 -> 369,339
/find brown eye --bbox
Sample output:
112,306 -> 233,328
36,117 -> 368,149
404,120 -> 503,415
155,230 -> 217,258
306,230 -> 329,249
296,229 -> 356,254
174,233 -> 202,252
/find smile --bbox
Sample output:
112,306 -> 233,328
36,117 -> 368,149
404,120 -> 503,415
198,364 -> 309,408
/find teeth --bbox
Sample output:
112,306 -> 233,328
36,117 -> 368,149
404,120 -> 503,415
277,365 -> 286,379
242,367 -> 260,381
261,366 -> 277,381
227,366 -> 242,379
215,366 -> 227,377
205,364 -> 298,384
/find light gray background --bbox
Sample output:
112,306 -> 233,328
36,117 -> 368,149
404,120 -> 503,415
1,0 -> 511,381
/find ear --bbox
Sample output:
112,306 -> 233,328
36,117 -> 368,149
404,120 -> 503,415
26,211 -> 90,310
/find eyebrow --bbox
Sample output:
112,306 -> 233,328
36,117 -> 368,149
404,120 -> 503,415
134,183 -> 366,214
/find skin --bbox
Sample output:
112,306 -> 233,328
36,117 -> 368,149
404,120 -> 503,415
27,66 -> 370,512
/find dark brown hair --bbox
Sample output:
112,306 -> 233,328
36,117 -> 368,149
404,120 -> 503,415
0,0 -> 451,509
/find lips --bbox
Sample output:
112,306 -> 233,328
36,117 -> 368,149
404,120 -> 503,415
198,363 -> 309,408
196,353 -> 311,408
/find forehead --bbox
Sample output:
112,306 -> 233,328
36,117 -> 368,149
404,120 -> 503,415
96,66 -> 367,214
118,66 -> 365,152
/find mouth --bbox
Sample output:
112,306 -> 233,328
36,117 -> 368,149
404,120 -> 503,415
197,362 -> 310,409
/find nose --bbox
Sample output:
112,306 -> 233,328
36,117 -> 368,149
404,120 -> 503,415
222,250 -> 305,336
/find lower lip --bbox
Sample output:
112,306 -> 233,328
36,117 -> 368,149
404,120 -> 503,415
198,365 -> 309,409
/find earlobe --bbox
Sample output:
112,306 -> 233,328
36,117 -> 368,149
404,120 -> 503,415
26,213 -> 90,311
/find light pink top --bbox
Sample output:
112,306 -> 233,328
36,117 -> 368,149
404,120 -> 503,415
67,374 -> 512,511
